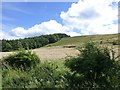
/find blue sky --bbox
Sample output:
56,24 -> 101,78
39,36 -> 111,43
2,2 -> 72,29
1,0 -> 119,40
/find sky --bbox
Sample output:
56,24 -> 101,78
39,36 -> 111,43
1,0 -> 119,40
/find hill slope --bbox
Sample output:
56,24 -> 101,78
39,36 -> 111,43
1,33 -> 119,60
48,34 -> 119,47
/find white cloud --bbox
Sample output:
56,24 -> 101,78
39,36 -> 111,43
6,20 -> 66,39
0,31 -> 18,40
1,0 -> 119,39
10,27 -> 27,37
5,19 -> 81,39
60,0 -> 118,35
28,20 -> 64,35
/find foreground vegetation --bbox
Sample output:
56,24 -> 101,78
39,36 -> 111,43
2,42 -> 120,89
65,42 -> 120,89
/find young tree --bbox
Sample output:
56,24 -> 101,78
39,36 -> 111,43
17,41 -> 23,50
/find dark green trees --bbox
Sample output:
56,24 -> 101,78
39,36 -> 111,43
2,40 -> 12,52
2,33 -> 69,52
65,42 -> 120,89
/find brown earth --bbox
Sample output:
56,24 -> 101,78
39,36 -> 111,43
0,46 -> 80,61
0,46 -> 119,61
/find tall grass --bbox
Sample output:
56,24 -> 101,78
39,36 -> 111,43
2,50 -> 69,88
2,42 -> 120,89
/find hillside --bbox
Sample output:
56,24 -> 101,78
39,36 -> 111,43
1,33 -> 119,60
48,33 -> 119,47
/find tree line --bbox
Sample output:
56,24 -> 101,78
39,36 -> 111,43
1,33 -> 70,52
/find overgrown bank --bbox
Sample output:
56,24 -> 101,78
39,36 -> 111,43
2,42 -> 120,89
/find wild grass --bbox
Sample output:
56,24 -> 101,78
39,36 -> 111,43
48,34 -> 119,48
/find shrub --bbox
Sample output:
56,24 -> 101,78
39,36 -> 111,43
112,40 -> 120,45
2,61 -> 69,88
65,42 -> 120,89
2,50 -> 40,69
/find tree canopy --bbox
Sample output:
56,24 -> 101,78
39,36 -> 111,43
1,33 -> 70,52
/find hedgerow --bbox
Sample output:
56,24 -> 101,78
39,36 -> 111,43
2,50 -> 40,69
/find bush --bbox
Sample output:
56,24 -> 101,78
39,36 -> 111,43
2,50 -> 40,69
65,42 -> 120,89
112,40 -> 120,45
2,61 -> 69,88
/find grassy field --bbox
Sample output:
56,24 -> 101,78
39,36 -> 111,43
48,34 -> 119,47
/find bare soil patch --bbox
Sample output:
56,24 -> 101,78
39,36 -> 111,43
0,46 -> 119,61
0,46 -> 80,61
